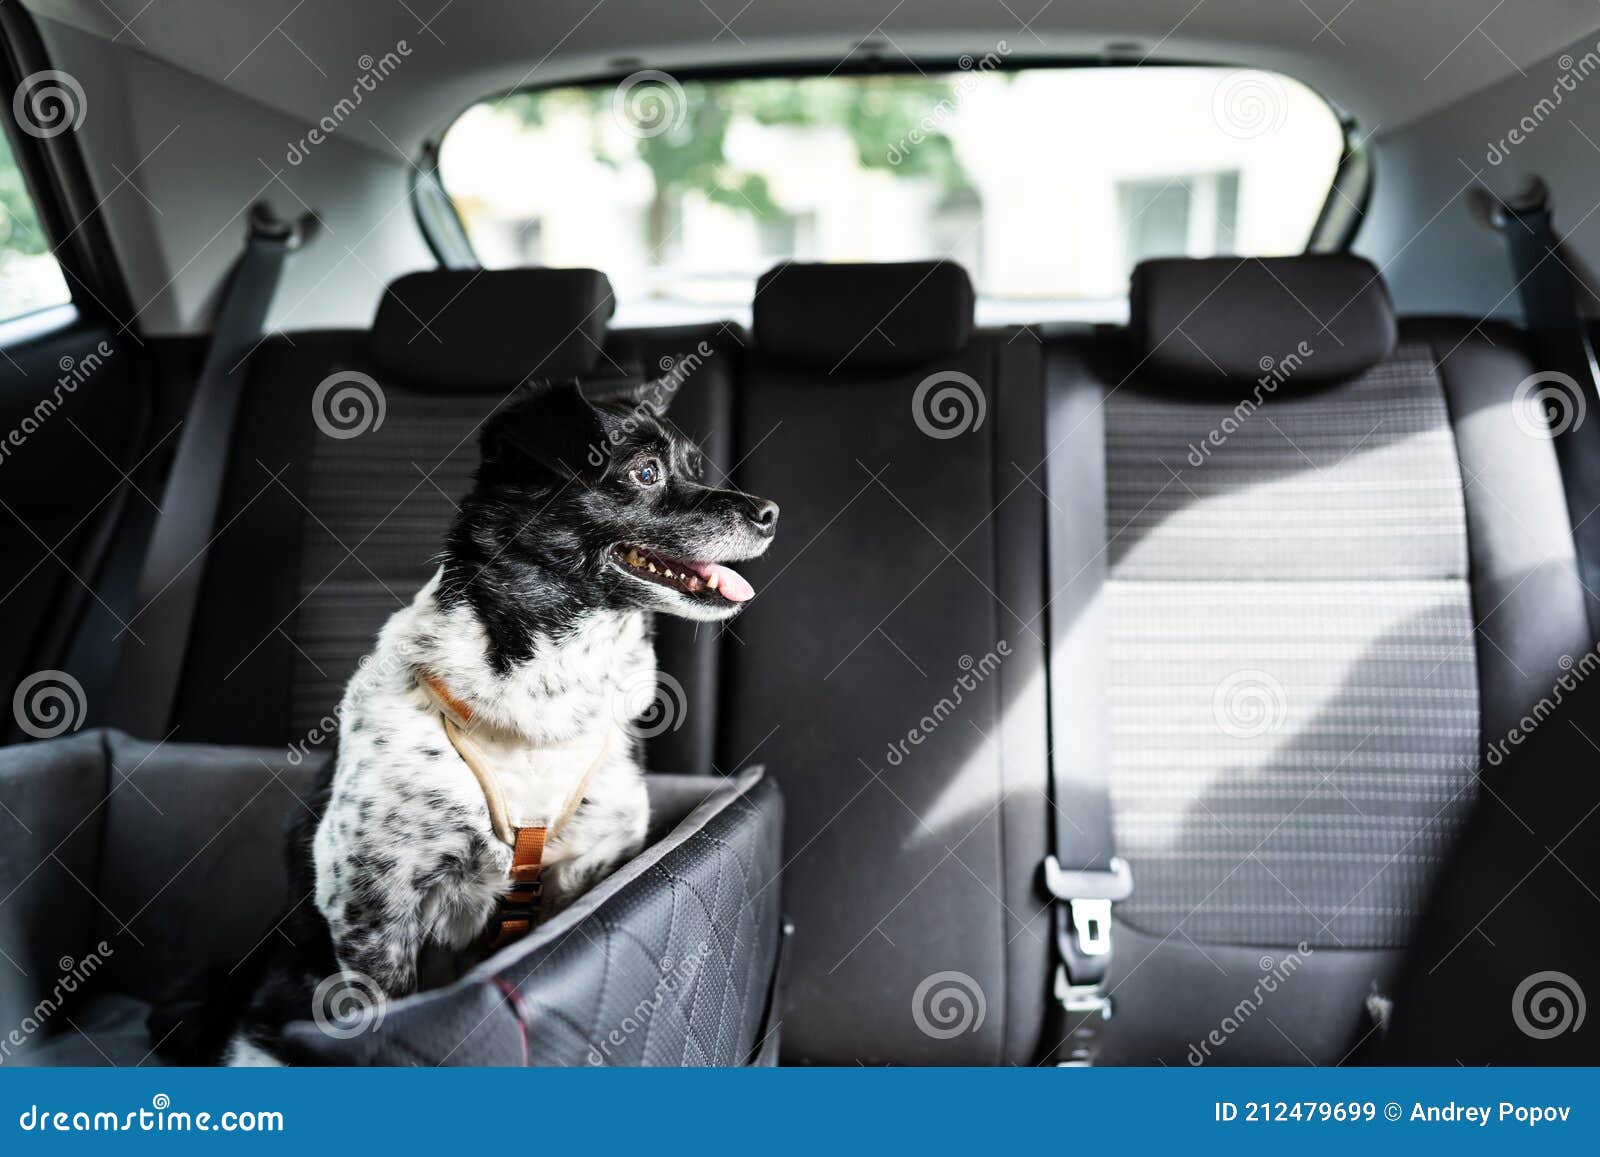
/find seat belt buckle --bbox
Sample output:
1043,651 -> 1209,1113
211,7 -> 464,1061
1042,855 -> 1132,958
1070,898 -> 1113,957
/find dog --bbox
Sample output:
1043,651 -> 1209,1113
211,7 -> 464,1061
158,382 -> 778,1065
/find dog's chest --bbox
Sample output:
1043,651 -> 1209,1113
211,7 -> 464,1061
468,724 -> 619,838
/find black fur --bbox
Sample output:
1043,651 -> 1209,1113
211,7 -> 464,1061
438,382 -> 776,672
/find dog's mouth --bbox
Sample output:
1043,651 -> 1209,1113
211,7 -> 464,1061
608,544 -> 756,604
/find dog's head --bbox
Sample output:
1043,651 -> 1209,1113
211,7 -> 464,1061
445,383 -> 778,632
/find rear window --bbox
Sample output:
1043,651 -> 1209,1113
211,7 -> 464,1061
440,65 -> 1344,325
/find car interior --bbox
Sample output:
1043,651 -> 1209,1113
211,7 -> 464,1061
0,0 -> 1598,1069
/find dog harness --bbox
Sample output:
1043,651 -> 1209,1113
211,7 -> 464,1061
420,672 -> 610,946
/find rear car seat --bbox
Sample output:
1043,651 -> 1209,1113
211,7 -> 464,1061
1058,255 -> 1592,1063
722,255 -> 1589,1065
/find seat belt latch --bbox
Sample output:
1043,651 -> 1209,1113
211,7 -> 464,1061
1043,855 -> 1132,959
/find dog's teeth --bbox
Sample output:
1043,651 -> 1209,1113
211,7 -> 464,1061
664,568 -> 674,578
647,562 -> 657,573
707,572 -> 720,591
625,548 -> 644,567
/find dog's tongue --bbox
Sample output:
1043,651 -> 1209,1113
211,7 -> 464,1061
690,560 -> 755,603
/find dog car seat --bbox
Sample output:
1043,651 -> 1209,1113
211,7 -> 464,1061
0,731 -> 785,1067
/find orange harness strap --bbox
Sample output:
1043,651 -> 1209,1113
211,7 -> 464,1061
495,826 -> 548,946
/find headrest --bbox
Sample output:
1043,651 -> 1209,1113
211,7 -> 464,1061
372,268 -> 614,390
753,261 -> 975,371
1129,256 -> 1397,387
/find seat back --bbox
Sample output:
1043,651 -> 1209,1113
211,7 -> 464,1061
151,270 -> 737,773
1065,256 -> 1590,1063
723,262 -> 1053,1064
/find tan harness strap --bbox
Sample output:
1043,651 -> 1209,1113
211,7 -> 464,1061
421,670 -> 611,945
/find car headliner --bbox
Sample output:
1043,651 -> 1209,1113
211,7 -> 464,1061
23,0 -> 1600,155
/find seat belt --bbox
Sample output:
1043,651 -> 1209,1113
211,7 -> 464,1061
1040,340 -> 1132,1065
1488,179 -> 1600,641
108,204 -> 314,735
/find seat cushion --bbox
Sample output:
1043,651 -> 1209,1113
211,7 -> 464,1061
21,994 -> 162,1067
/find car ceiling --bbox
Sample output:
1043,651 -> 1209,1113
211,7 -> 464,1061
23,0 -> 1600,155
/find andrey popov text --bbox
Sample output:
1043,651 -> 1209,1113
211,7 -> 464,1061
1214,1101 -> 1573,1127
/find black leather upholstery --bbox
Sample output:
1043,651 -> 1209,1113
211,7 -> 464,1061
1129,255 -> 1397,385
0,735 -> 784,1068
754,261 -> 975,370
373,268 -> 616,387
282,770 -> 784,1066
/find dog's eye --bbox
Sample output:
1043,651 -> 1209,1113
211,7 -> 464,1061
629,459 -> 663,488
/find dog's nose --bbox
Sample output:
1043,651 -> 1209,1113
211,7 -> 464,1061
747,499 -> 779,536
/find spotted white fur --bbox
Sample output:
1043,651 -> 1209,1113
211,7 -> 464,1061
310,568 -> 652,998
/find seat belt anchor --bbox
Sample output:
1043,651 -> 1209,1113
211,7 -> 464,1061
1053,966 -> 1114,1018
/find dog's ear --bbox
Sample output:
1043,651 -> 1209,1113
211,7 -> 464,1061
480,381 -> 609,482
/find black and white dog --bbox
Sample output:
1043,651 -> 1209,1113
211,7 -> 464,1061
162,383 -> 777,1065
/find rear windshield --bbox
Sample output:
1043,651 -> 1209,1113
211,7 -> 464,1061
440,66 -> 1344,326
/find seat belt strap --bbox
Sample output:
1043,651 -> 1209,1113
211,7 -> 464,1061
1041,339 -> 1130,1064
1490,183 -> 1600,641
108,205 -> 312,735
